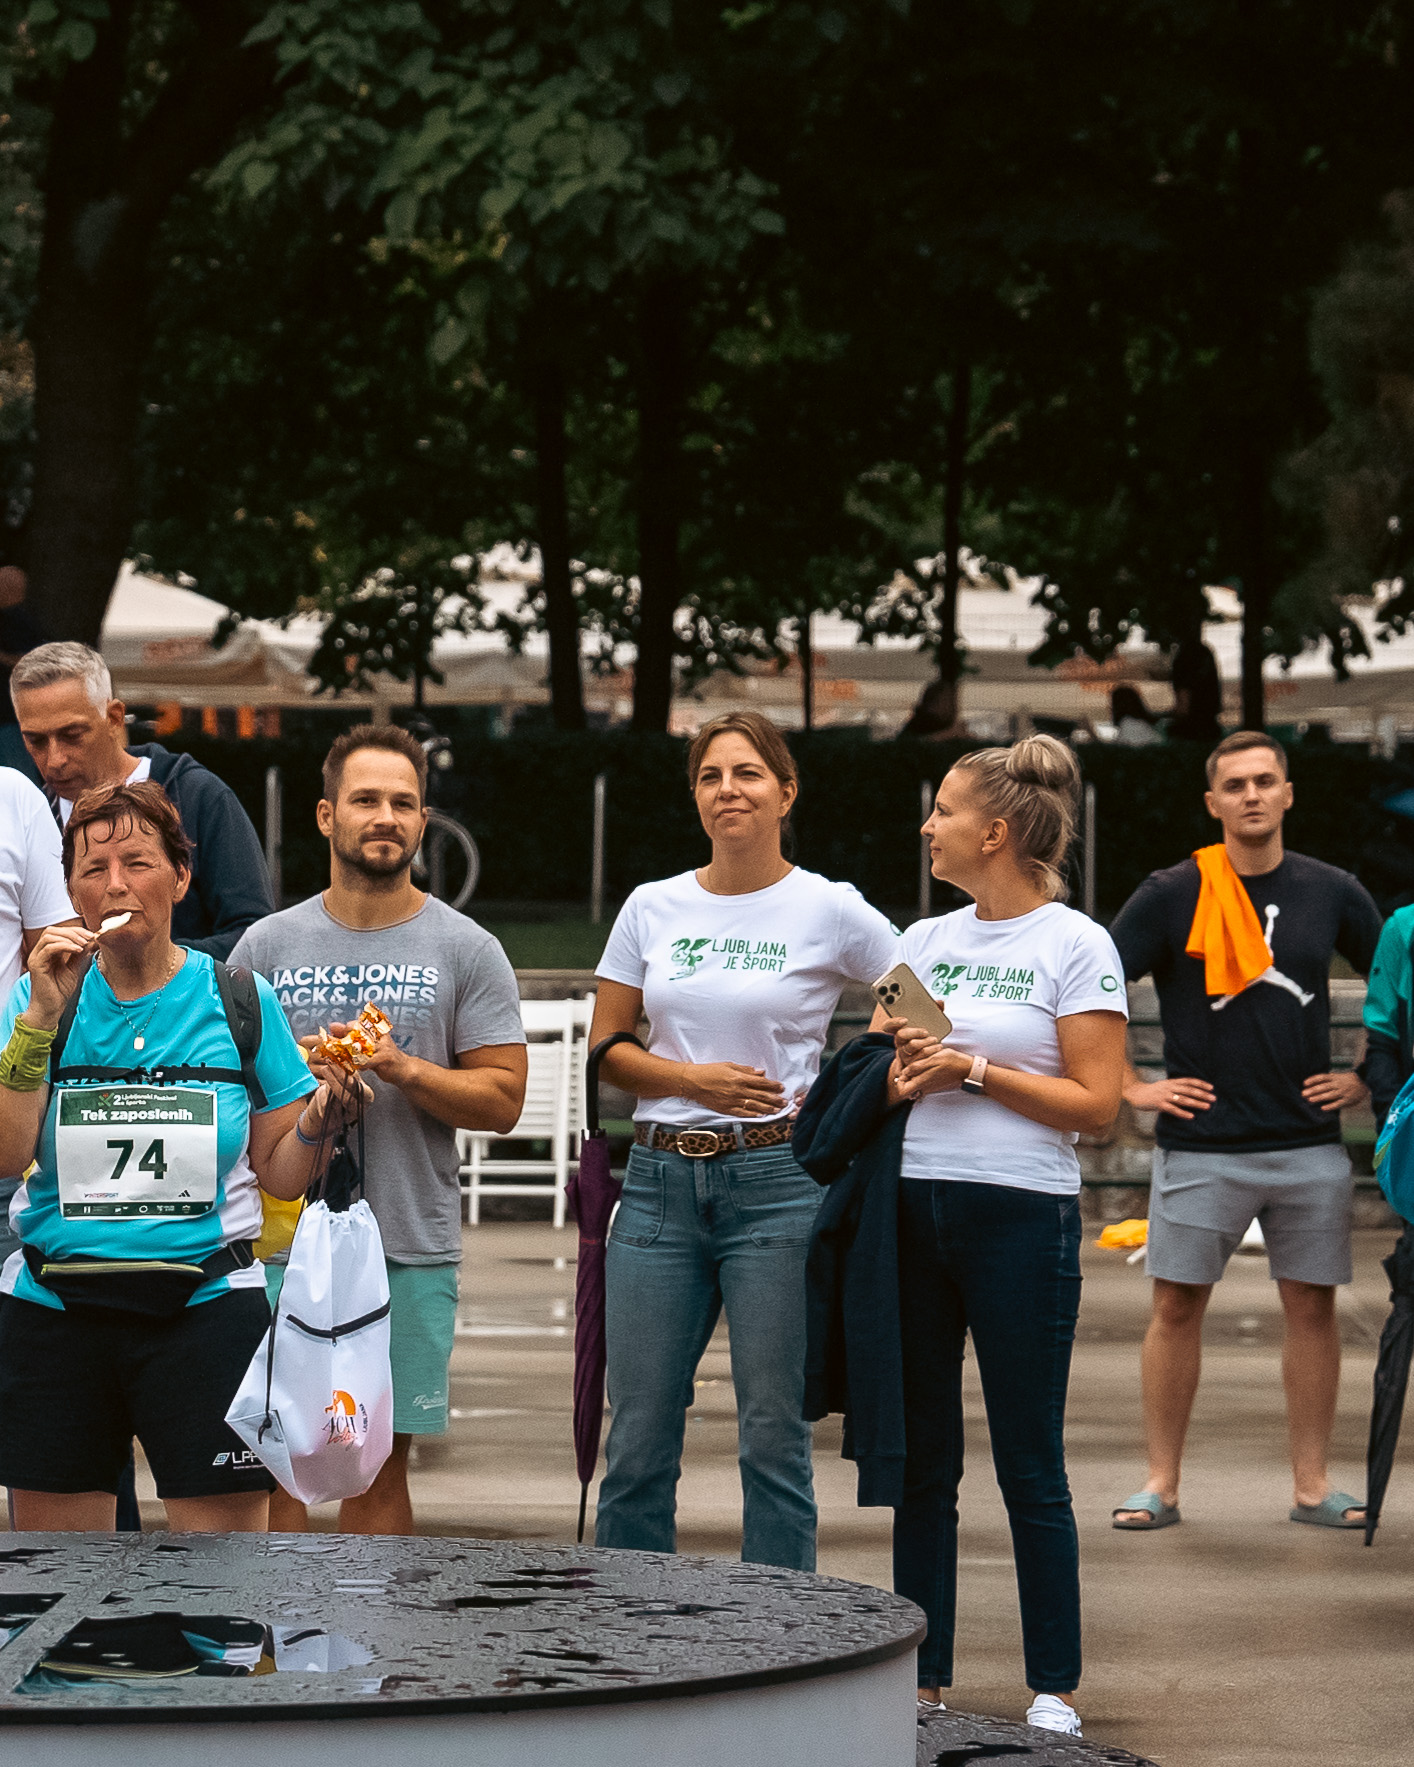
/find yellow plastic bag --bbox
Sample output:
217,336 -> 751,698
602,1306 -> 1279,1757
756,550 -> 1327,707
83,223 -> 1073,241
254,1189 -> 304,1262
1095,1218 -> 1148,1250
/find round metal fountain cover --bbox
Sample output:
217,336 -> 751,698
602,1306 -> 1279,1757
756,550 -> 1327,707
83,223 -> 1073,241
0,1533 -> 923,1723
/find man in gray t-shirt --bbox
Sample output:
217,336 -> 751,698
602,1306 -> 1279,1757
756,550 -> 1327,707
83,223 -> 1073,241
235,894 -> 523,1261
231,724 -> 525,1535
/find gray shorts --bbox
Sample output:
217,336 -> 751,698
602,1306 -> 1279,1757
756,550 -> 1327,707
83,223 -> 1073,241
1147,1143 -> 1353,1287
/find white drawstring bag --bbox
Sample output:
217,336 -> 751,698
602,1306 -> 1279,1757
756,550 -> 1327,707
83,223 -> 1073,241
226,1198 -> 394,1505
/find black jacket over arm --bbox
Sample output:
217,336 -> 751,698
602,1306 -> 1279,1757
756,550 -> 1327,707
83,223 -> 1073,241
1364,1031 -> 1408,1132
795,1031 -> 911,1508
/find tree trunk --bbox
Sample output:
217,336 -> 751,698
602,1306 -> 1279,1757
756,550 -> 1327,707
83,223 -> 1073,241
632,279 -> 686,732
28,4 -> 143,642
798,609 -> 813,729
25,4 -> 275,644
28,264 -> 145,645
1230,111 -> 1267,734
1238,445 -> 1269,731
902,359 -> 971,737
533,358 -> 585,728
937,358 -> 971,689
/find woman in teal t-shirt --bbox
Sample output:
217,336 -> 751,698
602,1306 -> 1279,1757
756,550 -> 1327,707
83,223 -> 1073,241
0,780 -> 358,1534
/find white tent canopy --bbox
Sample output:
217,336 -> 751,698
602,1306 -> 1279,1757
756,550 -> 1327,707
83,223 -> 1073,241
96,559 -> 1414,740
99,564 -> 550,710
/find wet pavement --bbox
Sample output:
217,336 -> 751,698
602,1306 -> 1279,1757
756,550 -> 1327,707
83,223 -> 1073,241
102,1224 -> 1414,1764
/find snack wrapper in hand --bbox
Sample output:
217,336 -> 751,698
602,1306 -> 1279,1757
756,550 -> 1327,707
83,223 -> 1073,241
309,1003 -> 392,1072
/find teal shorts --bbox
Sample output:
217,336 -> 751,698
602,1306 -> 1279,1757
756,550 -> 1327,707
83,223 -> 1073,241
264,1259 -> 459,1436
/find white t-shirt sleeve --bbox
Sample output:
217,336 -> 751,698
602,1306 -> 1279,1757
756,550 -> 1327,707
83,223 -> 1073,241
834,886 -> 900,984
596,889 -> 648,989
1055,919 -> 1130,1019
17,783 -> 71,929
897,920 -> 926,976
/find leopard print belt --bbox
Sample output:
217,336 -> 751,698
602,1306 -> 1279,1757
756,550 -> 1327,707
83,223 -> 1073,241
634,1120 -> 795,1159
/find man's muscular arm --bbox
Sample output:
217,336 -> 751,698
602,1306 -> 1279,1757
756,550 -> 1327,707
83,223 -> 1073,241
392,1043 -> 527,1134
301,1029 -> 527,1134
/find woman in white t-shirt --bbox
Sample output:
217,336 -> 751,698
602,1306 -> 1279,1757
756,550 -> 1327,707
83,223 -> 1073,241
876,736 -> 1126,1738
590,711 -> 899,1571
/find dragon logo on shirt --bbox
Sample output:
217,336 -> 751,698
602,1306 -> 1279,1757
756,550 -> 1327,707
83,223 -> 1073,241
929,962 -> 968,997
670,937 -> 711,979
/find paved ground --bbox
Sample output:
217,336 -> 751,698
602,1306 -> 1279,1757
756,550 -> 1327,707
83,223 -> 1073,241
121,1221 -> 1410,1767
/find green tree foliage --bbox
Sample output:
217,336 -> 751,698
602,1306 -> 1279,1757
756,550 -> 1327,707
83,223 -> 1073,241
0,0 -> 294,640
1283,190 -> 1414,661
1006,0 -> 1412,725
134,192 -> 529,617
3,0 -> 1414,737
212,0 -> 800,727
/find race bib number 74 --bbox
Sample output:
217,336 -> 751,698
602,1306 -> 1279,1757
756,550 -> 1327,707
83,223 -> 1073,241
55,1088 -> 219,1219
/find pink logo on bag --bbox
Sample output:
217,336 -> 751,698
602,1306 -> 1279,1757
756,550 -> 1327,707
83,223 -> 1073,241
324,1389 -> 368,1446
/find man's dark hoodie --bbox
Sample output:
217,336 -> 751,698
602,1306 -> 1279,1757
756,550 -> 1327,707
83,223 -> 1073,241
794,1031 -> 911,1508
115,744 -> 273,959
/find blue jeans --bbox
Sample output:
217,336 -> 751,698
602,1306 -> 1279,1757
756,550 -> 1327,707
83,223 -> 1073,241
596,1140 -> 822,1570
895,1178 -> 1083,1694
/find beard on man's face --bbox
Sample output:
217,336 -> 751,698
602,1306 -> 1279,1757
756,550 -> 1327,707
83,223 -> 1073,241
331,820 -> 418,878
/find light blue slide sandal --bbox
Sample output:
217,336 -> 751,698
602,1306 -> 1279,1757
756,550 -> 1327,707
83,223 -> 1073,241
1112,1491 -> 1181,1530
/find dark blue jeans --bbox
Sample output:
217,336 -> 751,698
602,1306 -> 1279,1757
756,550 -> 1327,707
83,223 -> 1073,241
895,1178 -> 1082,1694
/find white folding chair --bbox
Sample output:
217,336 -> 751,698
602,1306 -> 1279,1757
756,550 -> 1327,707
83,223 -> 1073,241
458,995 -> 593,1228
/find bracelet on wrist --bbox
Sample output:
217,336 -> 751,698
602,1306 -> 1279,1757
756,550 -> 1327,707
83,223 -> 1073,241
0,1020 -> 56,1093
294,1110 -> 323,1148
960,1054 -> 989,1096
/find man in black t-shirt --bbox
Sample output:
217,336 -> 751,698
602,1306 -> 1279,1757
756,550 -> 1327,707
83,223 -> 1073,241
1109,731 -> 1382,1533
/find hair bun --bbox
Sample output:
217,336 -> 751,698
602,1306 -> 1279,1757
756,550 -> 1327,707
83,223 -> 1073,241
952,735 -> 1079,900
1004,733 -> 1081,797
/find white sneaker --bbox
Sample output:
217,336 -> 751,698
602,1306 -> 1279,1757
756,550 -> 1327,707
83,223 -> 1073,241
917,1695 -> 947,1717
1026,1693 -> 1082,1736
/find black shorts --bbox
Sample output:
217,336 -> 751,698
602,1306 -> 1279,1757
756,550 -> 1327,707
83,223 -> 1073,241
0,1288 -> 276,1500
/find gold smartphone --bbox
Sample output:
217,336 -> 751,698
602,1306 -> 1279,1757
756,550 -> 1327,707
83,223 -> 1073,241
871,962 -> 953,1041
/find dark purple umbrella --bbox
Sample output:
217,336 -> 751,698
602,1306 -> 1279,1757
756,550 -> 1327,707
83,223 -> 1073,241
567,1032 -> 642,1543
1366,1222 -> 1414,1545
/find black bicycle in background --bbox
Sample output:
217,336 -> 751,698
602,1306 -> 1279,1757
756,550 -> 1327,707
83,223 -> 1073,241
406,716 -> 480,911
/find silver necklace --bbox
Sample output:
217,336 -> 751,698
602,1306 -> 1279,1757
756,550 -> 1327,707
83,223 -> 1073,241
98,947 -> 181,1051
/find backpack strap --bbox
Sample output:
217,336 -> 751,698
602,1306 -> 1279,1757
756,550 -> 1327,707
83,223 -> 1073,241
49,955 -> 267,1107
51,1061 -> 248,1085
49,957 -> 94,1075
213,961 -> 267,1110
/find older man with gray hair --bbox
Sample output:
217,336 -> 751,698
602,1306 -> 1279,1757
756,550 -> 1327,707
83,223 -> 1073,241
10,642 -> 273,958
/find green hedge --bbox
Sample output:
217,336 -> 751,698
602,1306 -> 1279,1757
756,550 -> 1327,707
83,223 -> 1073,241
154,716 -> 1414,921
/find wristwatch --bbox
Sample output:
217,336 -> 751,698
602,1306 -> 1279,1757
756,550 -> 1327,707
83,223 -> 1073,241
960,1055 -> 989,1096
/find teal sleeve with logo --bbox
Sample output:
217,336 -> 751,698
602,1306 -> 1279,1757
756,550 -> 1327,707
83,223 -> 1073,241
1364,906 -> 1414,1044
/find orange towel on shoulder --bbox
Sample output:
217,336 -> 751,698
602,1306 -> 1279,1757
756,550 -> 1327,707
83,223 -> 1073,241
1185,844 -> 1271,996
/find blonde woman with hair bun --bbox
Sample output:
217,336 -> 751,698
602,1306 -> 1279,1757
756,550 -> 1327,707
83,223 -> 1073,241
869,733 -> 1128,1737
